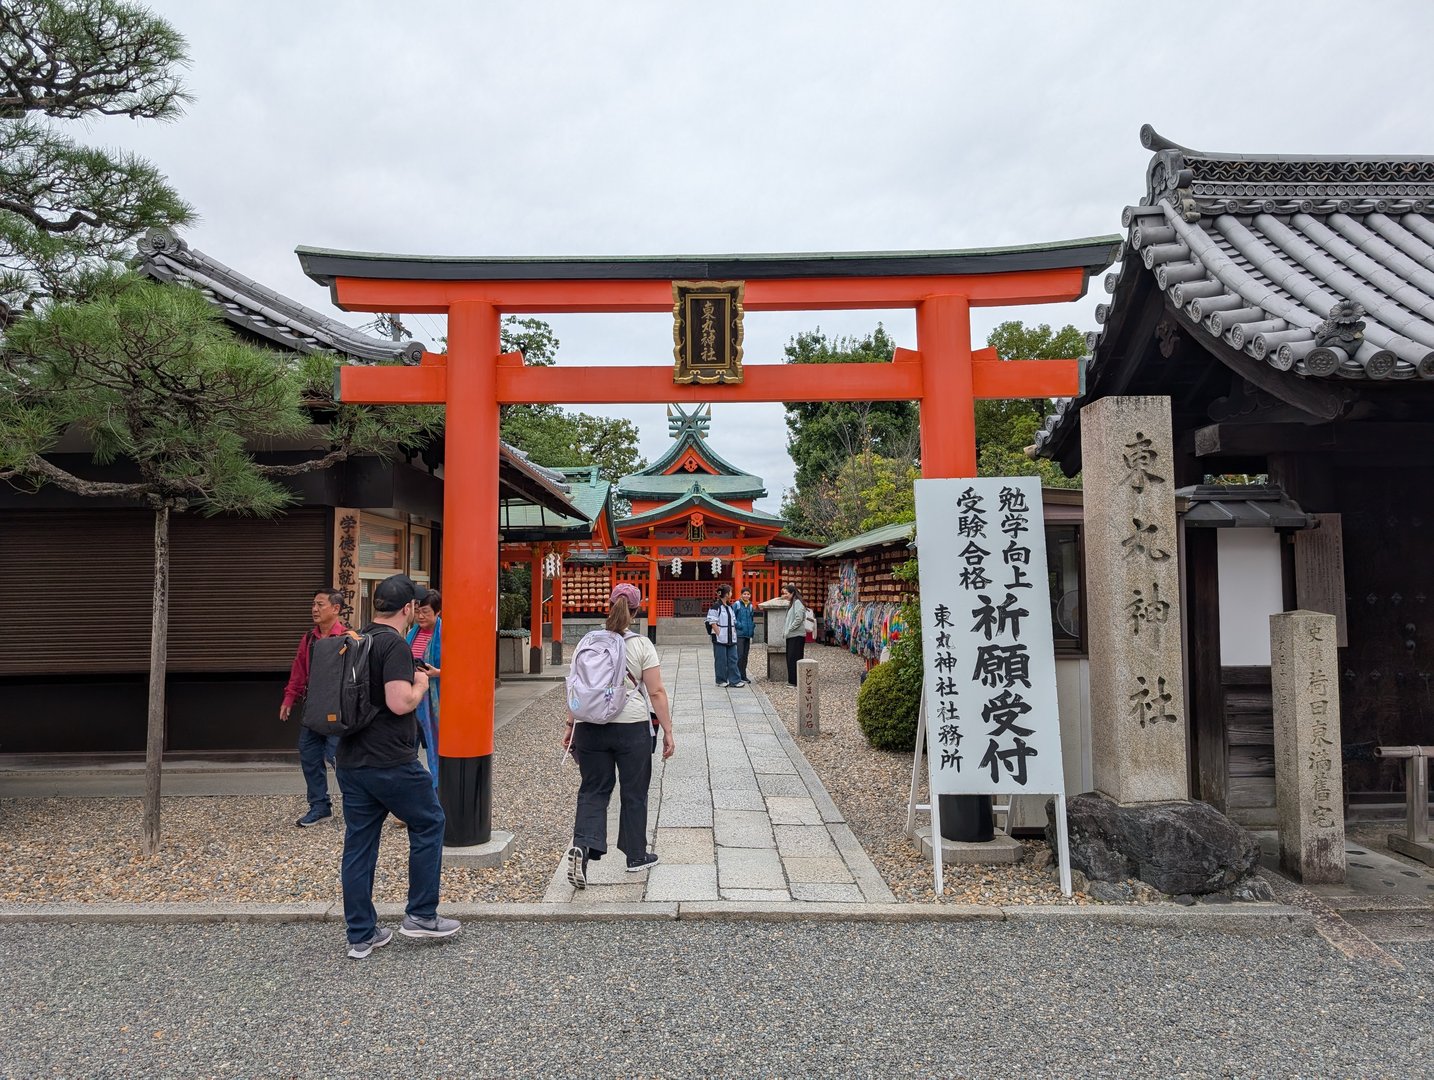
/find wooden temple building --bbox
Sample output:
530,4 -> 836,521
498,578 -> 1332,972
1035,127 -> 1434,822
0,230 -> 586,756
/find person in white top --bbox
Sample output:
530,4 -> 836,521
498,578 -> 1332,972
705,584 -> 744,688
563,583 -> 674,886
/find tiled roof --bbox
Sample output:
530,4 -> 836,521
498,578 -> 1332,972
619,483 -> 786,531
136,229 -> 424,364
620,433 -> 758,493
619,472 -> 766,500
1035,126 -> 1434,460
1177,485 -> 1315,530
135,230 -> 586,524
808,520 -> 915,561
552,465 -> 614,525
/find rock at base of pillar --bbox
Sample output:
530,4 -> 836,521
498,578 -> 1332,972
528,646 -> 543,675
550,640 -> 564,665
914,825 -> 1023,865
1047,791 -> 1259,895
439,754 -> 492,847
444,829 -> 515,869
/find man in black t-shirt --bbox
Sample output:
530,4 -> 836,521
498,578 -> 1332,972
335,573 -> 461,960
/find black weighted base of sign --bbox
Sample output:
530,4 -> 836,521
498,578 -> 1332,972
939,794 -> 994,842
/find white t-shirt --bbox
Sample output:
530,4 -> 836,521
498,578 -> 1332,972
616,632 -> 660,724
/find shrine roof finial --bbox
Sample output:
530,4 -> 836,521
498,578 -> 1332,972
667,403 -> 711,440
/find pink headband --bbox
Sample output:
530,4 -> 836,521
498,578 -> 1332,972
610,582 -> 642,609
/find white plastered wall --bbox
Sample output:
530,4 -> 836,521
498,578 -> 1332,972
1217,529 -> 1285,666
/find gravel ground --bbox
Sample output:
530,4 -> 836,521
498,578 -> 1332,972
763,644 -> 1085,906
0,686 -> 574,905
1,919 -> 1428,1078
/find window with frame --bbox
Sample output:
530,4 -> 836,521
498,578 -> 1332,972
1045,523 -> 1086,655
353,515 -> 437,624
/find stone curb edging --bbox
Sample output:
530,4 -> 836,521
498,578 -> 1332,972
0,901 -> 1313,935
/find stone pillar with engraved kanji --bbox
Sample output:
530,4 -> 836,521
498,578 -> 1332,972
1270,610 -> 1346,883
1082,396 -> 1189,804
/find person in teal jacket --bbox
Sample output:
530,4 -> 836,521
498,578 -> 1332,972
405,589 -> 442,787
733,586 -> 756,683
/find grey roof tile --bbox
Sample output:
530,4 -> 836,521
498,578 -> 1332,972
136,229 -> 423,364
1034,127 -> 1434,462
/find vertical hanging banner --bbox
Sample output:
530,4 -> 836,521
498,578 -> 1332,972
913,477 -> 1070,893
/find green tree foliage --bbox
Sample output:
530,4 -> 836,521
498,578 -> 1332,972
0,276 -> 442,853
502,316 -> 558,367
1,0 -> 194,322
780,325 -> 919,538
790,451 -> 921,543
501,404 -> 645,483
495,317 -> 646,483
779,320 -> 1086,540
975,320 -> 1084,488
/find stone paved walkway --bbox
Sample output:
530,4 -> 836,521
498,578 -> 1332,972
543,644 -> 894,905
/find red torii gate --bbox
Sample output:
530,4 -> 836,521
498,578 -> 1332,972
298,241 -> 1119,845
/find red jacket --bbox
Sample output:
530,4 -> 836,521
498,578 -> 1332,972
282,621 -> 348,711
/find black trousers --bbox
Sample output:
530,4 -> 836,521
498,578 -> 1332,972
571,720 -> 652,861
786,634 -> 806,685
736,636 -> 752,681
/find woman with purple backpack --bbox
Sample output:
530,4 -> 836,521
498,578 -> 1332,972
562,582 -> 675,888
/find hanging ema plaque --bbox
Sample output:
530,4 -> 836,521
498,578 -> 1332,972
673,280 -> 744,384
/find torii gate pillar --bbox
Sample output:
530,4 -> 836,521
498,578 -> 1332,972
436,300 -> 500,844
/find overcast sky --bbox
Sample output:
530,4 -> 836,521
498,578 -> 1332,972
88,1 -> 1434,511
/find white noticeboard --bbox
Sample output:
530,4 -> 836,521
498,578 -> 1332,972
911,477 -> 1071,896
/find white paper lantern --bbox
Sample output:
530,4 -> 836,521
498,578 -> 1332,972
711,556 -> 722,576
670,556 -> 683,576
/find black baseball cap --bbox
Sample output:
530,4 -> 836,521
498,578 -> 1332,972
372,573 -> 421,614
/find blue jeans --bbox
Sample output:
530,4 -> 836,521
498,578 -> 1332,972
335,760 -> 446,944
298,726 -> 338,811
712,638 -> 738,685
571,720 -> 653,862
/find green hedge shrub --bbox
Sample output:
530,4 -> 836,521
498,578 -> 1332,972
856,634 -> 923,751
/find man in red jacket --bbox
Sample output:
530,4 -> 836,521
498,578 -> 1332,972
280,587 -> 347,826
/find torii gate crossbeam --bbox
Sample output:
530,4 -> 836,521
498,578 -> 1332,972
298,240 -> 1120,846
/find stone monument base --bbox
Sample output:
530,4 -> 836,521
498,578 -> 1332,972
443,829 -> 515,869
914,825 -> 1023,865
1048,792 -> 1259,895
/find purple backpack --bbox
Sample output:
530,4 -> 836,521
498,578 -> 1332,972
566,629 -> 641,724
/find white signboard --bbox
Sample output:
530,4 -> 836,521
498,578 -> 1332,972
914,477 -> 1066,797
909,477 -> 1072,896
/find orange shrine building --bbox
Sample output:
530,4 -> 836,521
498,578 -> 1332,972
507,404 -> 816,661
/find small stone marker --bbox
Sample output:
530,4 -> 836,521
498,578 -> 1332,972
1271,610 -> 1346,884
796,658 -> 819,737
1081,395 -> 1189,804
